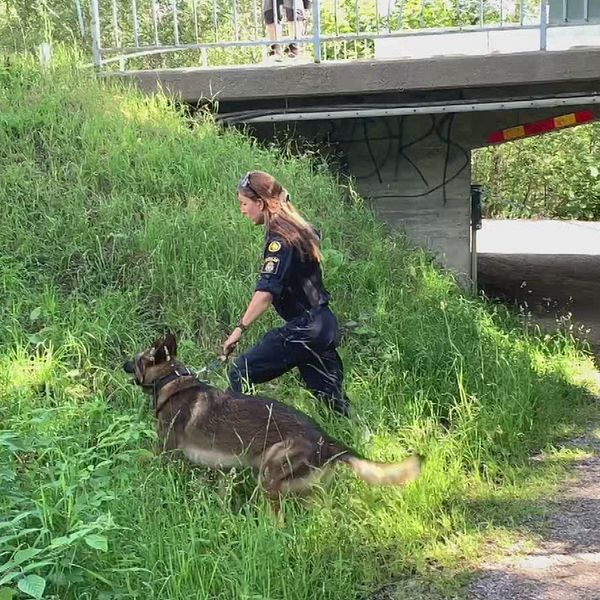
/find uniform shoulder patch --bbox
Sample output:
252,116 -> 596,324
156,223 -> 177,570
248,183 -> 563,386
261,256 -> 280,275
267,240 -> 282,253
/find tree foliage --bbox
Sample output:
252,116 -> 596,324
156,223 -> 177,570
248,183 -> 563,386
473,123 -> 600,221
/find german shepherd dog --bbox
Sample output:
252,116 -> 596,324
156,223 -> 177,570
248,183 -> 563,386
123,333 -> 422,507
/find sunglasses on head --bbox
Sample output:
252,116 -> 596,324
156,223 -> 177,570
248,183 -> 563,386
238,172 -> 261,198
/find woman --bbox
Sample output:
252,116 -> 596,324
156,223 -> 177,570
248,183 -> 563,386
222,170 -> 351,417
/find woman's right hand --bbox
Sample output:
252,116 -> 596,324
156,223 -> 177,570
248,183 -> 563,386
222,327 -> 243,359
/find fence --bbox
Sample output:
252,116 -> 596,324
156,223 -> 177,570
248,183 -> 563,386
83,0 -> 599,68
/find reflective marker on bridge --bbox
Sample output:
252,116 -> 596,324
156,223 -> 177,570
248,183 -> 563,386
487,110 -> 597,144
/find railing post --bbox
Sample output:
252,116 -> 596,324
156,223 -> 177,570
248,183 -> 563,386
312,0 -> 322,63
90,0 -> 102,66
540,0 -> 548,50
132,0 -> 140,46
172,0 -> 180,45
74,0 -> 86,37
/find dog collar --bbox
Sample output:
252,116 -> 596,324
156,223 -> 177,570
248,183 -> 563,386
152,367 -> 197,412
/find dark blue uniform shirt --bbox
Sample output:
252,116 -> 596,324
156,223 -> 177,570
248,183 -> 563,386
255,232 -> 331,322
229,228 -> 350,415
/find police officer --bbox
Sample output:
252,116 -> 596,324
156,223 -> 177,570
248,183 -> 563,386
222,170 -> 351,417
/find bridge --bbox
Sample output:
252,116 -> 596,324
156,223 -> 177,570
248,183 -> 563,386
86,0 -> 600,289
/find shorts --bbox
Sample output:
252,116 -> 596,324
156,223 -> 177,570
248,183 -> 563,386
263,0 -> 311,25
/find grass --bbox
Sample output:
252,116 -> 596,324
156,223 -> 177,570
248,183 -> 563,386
1,53 -> 599,600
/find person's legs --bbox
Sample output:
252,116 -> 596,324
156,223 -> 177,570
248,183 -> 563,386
297,347 -> 351,416
283,0 -> 309,57
279,306 -> 351,416
229,307 -> 351,416
228,327 -> 297,394
262,0 -> 285,60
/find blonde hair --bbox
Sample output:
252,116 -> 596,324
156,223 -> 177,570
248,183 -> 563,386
238,170 -> 322,262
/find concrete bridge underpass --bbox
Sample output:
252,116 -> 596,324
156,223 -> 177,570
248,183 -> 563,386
95,0 -> 600,288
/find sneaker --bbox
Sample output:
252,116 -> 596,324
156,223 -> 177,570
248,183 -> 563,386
267,43 -> 284,62
285,43 -> 302,59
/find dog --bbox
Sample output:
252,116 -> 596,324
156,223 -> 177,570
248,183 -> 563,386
123,333 -> 422,507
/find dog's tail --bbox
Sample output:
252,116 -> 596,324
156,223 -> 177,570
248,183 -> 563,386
338,452 -> 423,486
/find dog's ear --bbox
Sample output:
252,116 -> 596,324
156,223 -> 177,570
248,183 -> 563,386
164,332 -> 177,358
152,331 -> 177,363
150,336 -> 163,352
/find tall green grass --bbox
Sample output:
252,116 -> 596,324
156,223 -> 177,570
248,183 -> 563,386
0,56 -> 598,600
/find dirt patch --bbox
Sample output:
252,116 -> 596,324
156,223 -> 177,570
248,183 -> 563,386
467,430 -> 600,600
367,427 -> 600,600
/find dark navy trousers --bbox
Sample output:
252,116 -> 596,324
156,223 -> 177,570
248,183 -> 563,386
228,305 -> 350,415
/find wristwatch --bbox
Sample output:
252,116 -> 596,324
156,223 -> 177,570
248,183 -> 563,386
235,320 -> 248,334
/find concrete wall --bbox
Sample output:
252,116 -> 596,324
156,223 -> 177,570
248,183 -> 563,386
330,115 -> 473,284
117,48 -> 600,105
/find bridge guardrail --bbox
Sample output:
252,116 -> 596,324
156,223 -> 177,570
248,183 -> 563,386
87,0 -> 599,69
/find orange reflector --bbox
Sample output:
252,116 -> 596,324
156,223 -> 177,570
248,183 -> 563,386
554,113 -> 577,128
487,110 -> 596,144
504,125 -> 526,140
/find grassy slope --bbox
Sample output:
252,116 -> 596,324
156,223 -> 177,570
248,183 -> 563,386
0,58 -> 598,600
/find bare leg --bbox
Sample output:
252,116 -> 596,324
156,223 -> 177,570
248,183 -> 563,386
266,23 -> 279,43
264,1 -> 284,61
286,1 -> 307,58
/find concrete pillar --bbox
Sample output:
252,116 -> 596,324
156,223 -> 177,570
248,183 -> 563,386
328,115 -> 473,286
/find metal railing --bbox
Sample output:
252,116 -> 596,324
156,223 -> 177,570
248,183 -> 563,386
87,0 -> 599,69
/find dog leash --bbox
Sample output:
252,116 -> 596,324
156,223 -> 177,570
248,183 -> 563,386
193,354 -> 229,380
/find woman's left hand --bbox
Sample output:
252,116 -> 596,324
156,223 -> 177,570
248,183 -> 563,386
223,327 -> 243,359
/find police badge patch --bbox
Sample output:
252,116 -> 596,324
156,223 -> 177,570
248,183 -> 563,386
262,256 -> 280,274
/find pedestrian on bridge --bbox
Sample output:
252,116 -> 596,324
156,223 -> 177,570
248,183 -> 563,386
223,170 -> 352,417
263,0 -> 311,60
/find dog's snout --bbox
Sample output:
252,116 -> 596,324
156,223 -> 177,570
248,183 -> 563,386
123,360 -> 135,374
